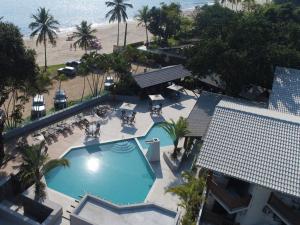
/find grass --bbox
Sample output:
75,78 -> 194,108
41,64 -> 65,78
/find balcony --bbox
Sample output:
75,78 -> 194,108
207,176 -> 251,213
267,193 -> 300,225
200,209 -> 239,225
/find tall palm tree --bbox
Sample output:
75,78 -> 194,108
105,0 -> 133,46
135,6 -> 150,45
160,117 -> 190,159
19,142 -> 69,201
72,20 -> 97,53
29,7 -> 59,71
167,172 -> 206,222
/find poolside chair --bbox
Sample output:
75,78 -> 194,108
128,115 -> 135,124
158,103 -> 163,114
121,110 -> 126,119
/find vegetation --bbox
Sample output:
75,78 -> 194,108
187,2 -> 300,96
160,117 -> 190,159
72,21 -> 97,53
29,7 -> 59,70
105,0 -> 133,46
0,21 -> 51,164
167,171 -> 206,225
135,6 -> 150,45
19,142 -> 69,201
147,3 -> 182,45
79,53 -> 110,98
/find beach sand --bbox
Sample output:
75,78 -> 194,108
24,21 -> 150,66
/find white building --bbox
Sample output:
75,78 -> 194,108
197,67 -> 300,225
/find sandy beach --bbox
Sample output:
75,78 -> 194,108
24,21 -> 150,66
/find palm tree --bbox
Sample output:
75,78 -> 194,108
29,7 -> 59,71
160,117 -> 190,159
167,172 -> 206,222
72,21 -> 97,53
105,0 -> 133,47
135,6 -> 150,45
19,142 -> 69,201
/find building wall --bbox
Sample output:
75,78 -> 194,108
235,185 -> 279,225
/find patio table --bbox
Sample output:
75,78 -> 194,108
167,84 -> 185,92
148,94 -> 165,101
120,102 -> 137,111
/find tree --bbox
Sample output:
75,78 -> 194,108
147,3 -> 182,44
0,110 -> 5,165
72,21 -> 97,53
188,3 -> 300,96
29,7 -> 59,70
79,53 -> 113,98
167,171 -> 206,225
19,142 -> 69,201
0,21 -> 46,163
160,117 -> 189,159
242,0 -> 256,11
105,0 -> 133,46
135,6 -> 150,45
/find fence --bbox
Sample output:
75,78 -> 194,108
3,94 -> 110,142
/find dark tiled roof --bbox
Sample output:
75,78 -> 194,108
186,91 -> 223,137
133,65 -> 191,88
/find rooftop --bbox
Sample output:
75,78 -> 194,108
133,65 -> 191,89
71,195 -> 179,225
197,99 -> 300,198
269,66 -> 300,116
186,91 -> 224,137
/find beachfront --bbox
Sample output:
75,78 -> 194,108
24,21 -> 151,66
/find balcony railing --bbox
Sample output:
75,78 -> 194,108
207,178 -> 251,212
267,193 -> 300,225
201,209 -> 239,225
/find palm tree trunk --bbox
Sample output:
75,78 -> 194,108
117,21 -> 120,46
145,26 -> 149,46
44,36 -> 47,71
81,76 -> 86,102
0,116 -> 5,165
124,22 -> 128,47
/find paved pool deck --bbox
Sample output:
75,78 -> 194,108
5,90 -> 199,225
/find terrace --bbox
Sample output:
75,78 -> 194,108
1,89 -> 198,225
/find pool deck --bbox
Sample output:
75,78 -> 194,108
5,90 -> 199,225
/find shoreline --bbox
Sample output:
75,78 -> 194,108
24,20 -> 149,65
23,7 -> 198,66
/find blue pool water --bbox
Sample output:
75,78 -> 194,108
45,139 -> 155,204
138,123 -> 174,150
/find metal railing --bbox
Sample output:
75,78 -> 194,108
268,193 -> 300,225
201,210 -> 239,225
207,177 -> 251,211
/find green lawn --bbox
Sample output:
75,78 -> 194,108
41,64 -> 65,78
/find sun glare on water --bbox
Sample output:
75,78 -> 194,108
87,157 -> 100,172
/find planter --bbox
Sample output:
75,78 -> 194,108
163,150 -> 184,172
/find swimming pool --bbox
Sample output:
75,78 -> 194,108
45,139 -> 155,204
138,123 -> 174,149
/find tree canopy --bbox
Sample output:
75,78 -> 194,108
187,2 -> 300,95
147,3 -> 182,43
0,21 -> 49,163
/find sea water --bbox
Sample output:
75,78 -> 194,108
0,0 -> 212,35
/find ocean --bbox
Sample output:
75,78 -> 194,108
0,0 -> 211,35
